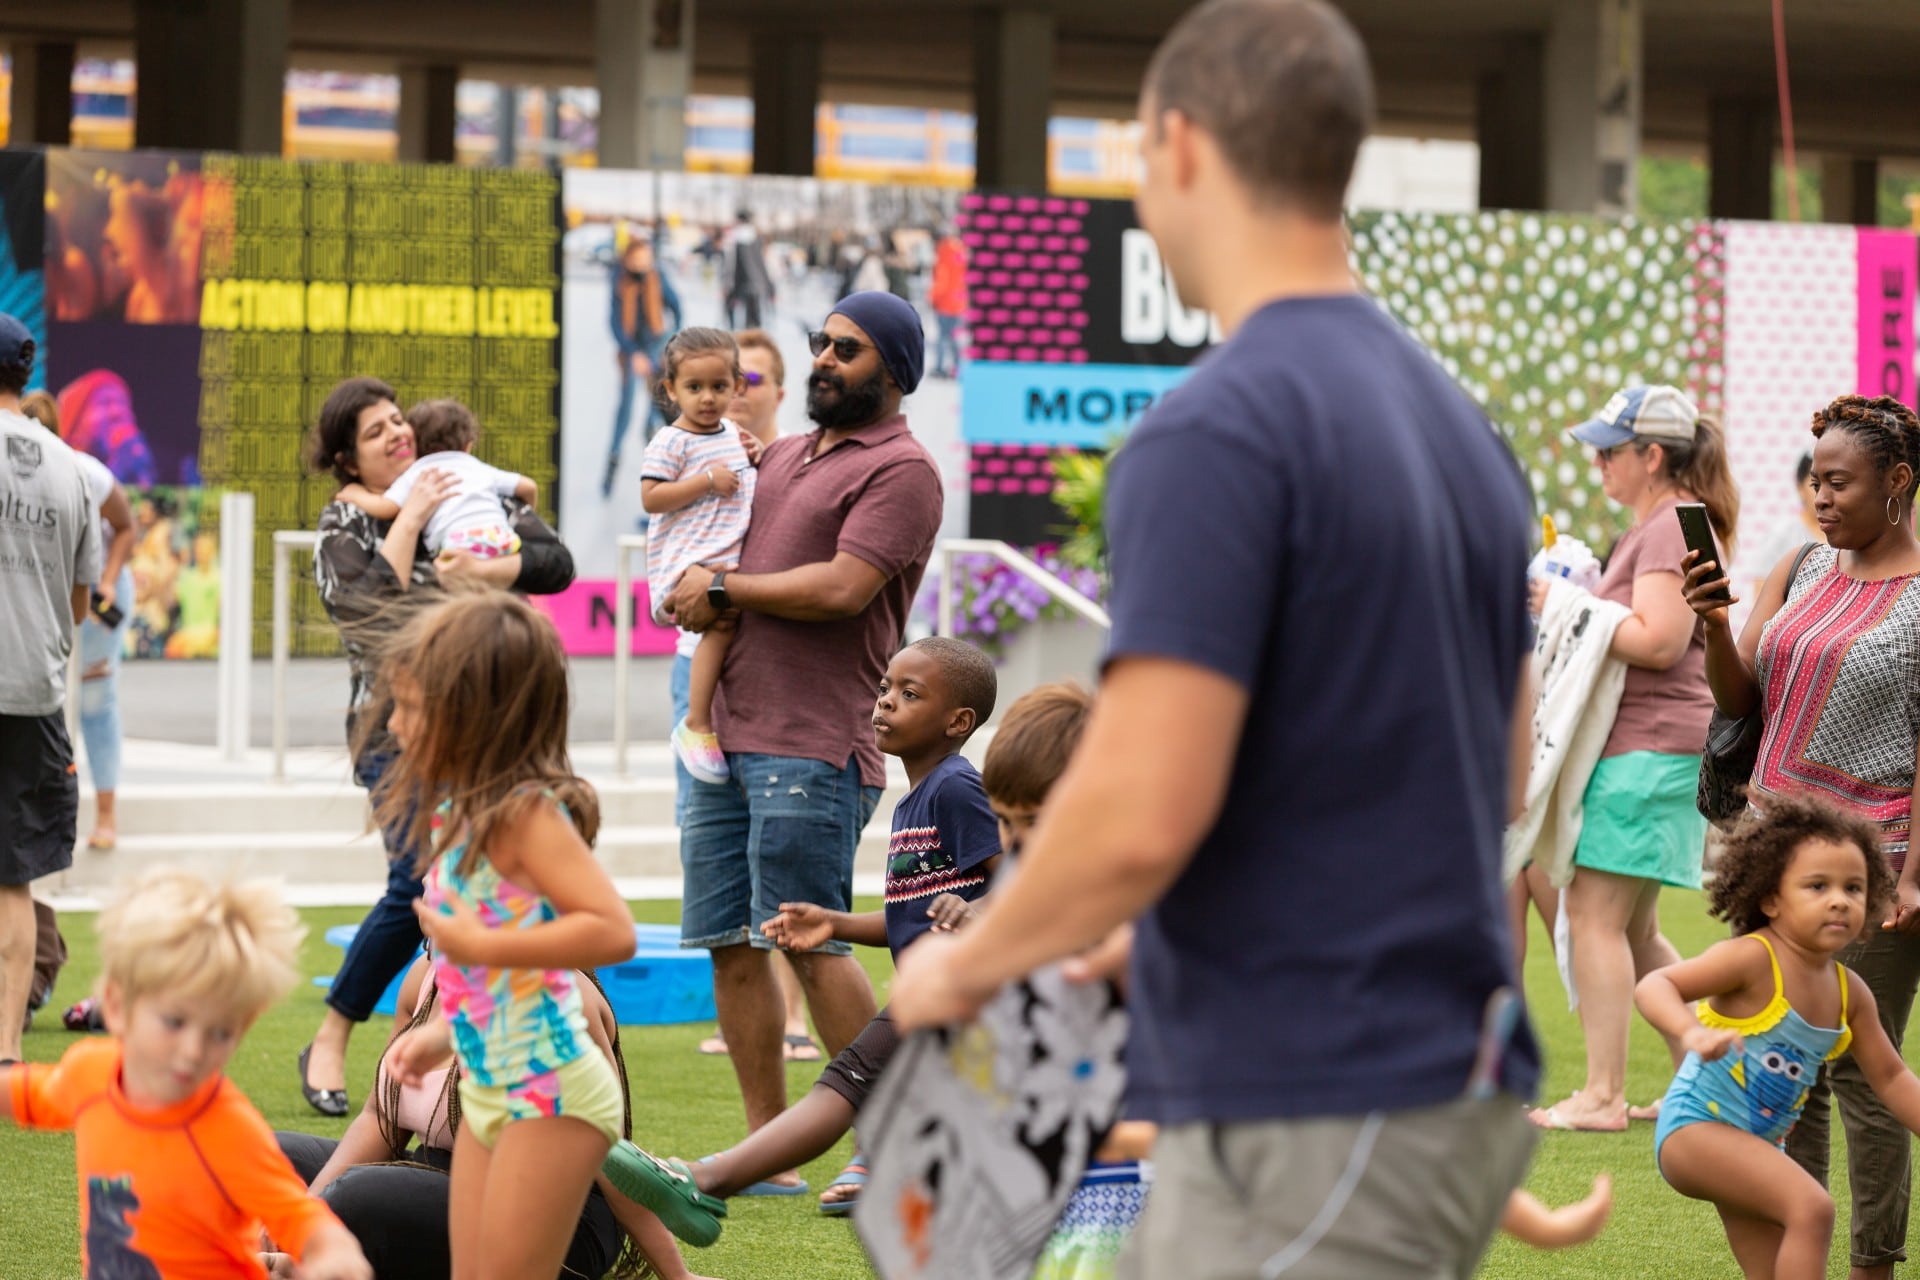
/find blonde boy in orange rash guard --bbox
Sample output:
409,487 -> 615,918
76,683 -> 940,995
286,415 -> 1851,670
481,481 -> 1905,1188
2,868 -> 370,1280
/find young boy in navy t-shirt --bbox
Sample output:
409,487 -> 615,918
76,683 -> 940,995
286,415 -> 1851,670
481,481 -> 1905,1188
604,637 -> 1000,1223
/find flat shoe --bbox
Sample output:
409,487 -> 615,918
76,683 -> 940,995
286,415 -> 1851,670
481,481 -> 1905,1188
603,1141 -> 726,1247
298,1044 -> 349,1118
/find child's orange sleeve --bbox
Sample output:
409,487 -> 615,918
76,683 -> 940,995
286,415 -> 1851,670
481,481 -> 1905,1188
7,1039 -> 114,1130
197,1088 -> 343,1260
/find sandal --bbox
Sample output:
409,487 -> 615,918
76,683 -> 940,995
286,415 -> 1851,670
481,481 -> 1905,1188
783,1033 -> 822,1062
602,1141 -> 727,1247
819,1156 -> 867,1216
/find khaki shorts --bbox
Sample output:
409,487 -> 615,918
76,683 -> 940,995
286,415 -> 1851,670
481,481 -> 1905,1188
457,1051 -> 624,1150
1118,1096 -> 1536,1280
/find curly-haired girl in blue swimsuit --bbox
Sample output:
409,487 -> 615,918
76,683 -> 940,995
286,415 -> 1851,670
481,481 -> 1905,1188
1638,793 -> 1920,1280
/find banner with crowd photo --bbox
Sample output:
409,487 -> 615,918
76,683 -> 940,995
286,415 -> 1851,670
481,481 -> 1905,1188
39,147 -> 561,657
963,198 -> 1918,599
549,168 -> 969,655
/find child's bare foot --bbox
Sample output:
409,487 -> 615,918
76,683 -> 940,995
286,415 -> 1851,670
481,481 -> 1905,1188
1527,1093 -> 1627,1132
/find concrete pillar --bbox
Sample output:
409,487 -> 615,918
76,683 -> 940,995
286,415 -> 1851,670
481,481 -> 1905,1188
1475,34 -> 1544,211
397,63 -> 458,165
750,29 -> 820,176
595,0 -> 691,172
1541,0 -> 1640,215
1708,96 -> 1772,220
133,0 -> 289,154
973,5 -> 1054,192
9,40 -> 75,146
1821,154 -> 1879,226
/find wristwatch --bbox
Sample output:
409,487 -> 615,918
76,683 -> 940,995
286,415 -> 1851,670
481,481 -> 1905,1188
707,571 -> 732,611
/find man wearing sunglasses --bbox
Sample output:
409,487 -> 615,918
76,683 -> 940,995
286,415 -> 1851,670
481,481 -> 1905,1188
667,291 -> 943,1180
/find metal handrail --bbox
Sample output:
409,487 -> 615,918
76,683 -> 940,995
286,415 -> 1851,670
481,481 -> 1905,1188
612,533 -> 648,777
935,538 -> 1110,637
271,530 -> 319,782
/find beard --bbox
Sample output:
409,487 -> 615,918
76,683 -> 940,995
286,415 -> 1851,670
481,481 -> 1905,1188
806,366 -> 889,429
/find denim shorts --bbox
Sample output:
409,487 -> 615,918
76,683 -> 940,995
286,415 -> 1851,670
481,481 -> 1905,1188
679,752 -> 882,954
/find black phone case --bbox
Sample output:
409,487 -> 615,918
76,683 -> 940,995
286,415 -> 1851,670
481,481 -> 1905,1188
1675,505 -> 1730,603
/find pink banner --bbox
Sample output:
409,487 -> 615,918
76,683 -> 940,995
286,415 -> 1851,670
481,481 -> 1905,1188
529,580 -> 682,656
1858,228 -> 1917,406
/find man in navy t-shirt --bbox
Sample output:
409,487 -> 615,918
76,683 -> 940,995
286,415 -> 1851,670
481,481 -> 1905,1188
893,2 -> 1541,1274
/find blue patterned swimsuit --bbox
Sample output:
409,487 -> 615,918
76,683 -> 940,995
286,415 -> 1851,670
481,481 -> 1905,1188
1654,933 -> 1851,1171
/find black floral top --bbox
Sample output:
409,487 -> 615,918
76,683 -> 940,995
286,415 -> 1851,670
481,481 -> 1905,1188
313,496 -> 574,751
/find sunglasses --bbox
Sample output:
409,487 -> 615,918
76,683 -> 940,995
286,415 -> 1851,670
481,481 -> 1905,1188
808,331 -> 873,363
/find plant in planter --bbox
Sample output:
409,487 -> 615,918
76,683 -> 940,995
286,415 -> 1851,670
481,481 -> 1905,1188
917,547 -> 1105,663
1050,447 -> 1111,573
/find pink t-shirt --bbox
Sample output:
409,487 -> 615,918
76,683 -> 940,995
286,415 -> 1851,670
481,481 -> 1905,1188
1597,498 -> 1716,758
712,416 -> 943,788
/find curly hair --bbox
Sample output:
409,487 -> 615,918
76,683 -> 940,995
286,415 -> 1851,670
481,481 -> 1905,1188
1811,394 -> 1920,501
1710,793 -> 1893,936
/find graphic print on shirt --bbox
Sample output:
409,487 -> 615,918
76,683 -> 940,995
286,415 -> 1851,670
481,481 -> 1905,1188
86,1175 -> 161,1280
885,826 -> 987,910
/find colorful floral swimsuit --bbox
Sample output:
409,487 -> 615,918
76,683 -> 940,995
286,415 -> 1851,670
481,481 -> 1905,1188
1654,933 -> 1851,1170
421,799 -> 592,1110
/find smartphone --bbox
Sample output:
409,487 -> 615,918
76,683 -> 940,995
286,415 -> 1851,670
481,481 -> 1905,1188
90,590 -> 124,630
1675,502 -> 1730,604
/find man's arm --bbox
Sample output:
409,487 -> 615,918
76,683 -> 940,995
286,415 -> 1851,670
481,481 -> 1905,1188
673,552 -> 887,627
891,656 -> 1246,1029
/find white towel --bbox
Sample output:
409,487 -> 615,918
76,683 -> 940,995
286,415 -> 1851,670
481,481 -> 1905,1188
1504,578 -> 1632,890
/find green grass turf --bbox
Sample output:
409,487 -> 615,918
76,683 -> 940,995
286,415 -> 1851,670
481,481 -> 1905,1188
3,889 -> 1913,1278
1,898 -> 887,1280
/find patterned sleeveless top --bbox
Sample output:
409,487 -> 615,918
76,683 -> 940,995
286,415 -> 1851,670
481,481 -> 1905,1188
420,798 -> 592,1089
1754,544 -> 1920,869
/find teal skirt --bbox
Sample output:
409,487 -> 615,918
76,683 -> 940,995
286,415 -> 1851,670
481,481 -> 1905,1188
1573,751 -> 1707,889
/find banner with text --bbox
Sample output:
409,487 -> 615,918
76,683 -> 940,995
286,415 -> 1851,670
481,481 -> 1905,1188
42,149 -> 561,656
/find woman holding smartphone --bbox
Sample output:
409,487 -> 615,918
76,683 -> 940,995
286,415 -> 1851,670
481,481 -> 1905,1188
1681,394 -> 1920,1279
1526,383 -> 1738,1133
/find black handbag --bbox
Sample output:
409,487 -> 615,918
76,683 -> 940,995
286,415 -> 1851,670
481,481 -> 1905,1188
1695,541 -> 1818,822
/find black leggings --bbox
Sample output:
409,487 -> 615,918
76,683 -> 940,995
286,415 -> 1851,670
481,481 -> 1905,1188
276,1132 -> 622,1279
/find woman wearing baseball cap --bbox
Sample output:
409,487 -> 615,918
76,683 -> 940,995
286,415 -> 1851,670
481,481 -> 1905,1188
1528,383 -> 1739,1132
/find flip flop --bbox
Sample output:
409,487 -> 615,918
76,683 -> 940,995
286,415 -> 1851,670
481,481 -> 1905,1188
602,1141 -> 727,1247
783,1033 -> 822,1062
819,1157 -> 867,1216
696,1154 -> 808,1197
1527,1104 -> 1626,1133
86,831 -> 116,852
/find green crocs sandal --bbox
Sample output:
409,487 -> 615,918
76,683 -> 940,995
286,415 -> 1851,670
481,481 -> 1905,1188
602,1140 -> 728,1247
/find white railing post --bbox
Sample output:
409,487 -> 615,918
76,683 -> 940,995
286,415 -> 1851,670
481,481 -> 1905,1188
270,531 -> 318,782
613,534 -> 647,778
217,492 -> 256,762
937,542 -> 957,638
933,538 -> 1111,633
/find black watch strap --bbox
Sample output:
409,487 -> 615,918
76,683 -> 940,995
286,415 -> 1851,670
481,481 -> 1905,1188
708,571 -> 732,610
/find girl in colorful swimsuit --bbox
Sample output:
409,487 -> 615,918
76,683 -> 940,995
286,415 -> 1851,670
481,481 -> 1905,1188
376,591 -> 639,1280
1637,793 -> 1920,1279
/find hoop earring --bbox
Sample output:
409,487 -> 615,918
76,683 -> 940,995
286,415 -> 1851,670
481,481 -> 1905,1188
1890,495 -> 1903,527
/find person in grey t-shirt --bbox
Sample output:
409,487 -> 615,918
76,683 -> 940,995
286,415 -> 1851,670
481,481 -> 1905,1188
0,312 -> 99,1065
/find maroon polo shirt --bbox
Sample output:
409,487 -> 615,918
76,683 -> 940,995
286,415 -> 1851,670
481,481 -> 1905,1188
712,414 -> 943,788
